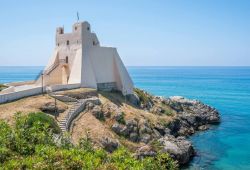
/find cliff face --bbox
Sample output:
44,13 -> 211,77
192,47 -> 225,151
67,88 -> 220,166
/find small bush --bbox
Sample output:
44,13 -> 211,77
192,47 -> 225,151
134,88 -> 152,104
116,112 -> 126,125
0,84 -> 7,91
26,112 -> 61,134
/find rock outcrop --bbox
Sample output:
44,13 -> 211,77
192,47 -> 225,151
158,135 -> 194,164
100,137 -> 120,153
40,102 -> 67,114
131,90 -> 220,165
78,89 -> 220,166
165,96 -> 220,136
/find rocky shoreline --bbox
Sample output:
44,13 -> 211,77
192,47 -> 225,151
155,96 -> 220,164
109,90 -> 220,165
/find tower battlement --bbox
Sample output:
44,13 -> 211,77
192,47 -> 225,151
55,22 -> 95,47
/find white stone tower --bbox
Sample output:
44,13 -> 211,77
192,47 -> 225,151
36,21 -> 134,95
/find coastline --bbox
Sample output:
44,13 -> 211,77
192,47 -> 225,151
1,66 -> 250,169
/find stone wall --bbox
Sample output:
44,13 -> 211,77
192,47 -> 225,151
97,82 -> 117,92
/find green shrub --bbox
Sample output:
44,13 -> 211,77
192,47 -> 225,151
0,112 -> 178,169
26,112 -> 61,134
117,112 -> 126,125
134,88 -> 152,105
0,84 -> 7,91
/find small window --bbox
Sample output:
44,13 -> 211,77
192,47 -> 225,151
75,27 -> 77,30
93,41 -> 95,45
57,43 -> 59,46
87,27 -> 90,31
66,56 -> 68,64
66,40 -> 69,45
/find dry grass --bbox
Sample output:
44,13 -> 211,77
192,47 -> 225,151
71,111 -> 117,145
0,94 -> 68,125
70,91 -> 174,148
0,88 -> 175,150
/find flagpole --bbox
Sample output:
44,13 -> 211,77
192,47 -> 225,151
77,12 -> 79,22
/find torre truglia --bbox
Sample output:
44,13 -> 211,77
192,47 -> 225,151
35,21 -> 134,95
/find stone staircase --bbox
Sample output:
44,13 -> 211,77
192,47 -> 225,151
49,92 -> 100,133
59,99 -> 86,132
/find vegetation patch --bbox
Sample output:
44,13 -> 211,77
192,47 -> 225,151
116,112 -> 126,125
134,88 -> 153,104
0,84 -> 7,91
0,112 -> 177,169
26,112 -> 61,134
160,104 -> 175,116
150,139 -> 164,152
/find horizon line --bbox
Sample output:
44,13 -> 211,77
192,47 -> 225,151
0,65 -> 250,67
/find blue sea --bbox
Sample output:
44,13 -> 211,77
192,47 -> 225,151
1,66 -> 250,170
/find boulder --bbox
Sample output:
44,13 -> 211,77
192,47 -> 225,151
158,135 -> 194,165
40,102 -> 66,114
138,122 -> 152,135
86,102 -> 94,110
198,125 -> 209,131
114,112 -> 125,122
111,123 -> 129,137
91,105 -> 104,120
101,137 -> 120,152
127,93 -> 140,106
111,123 -> 123,135
129,132 -> 139,142
126,119 -> 138,132
140,134 -> 151,144
135,145 -> 156,159
154,124 -> 166,136
104,111 -> 111,118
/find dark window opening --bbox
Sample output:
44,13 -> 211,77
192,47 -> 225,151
67,40 -> 69,45
66,56 -> 68,64
93,41 -> 95,45
75,27 -> 77,30
57,43 -> 59,46
87,27 -> 90,31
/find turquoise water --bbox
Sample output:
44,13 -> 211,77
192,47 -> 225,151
1,66 -> 250,169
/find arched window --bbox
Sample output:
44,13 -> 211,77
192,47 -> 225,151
66,40 -> 69,45
66,56 -> 68,64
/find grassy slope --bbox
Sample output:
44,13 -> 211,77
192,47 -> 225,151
0,88 -> 176,152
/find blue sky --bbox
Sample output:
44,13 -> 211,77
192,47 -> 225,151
0,0 -> 249,66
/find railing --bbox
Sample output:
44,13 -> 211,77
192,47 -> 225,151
64,97 -> 99,131
35,70 -> 43,81
48,93 -> 100,132
44,59 -> 67,75
44,61 -> 60,75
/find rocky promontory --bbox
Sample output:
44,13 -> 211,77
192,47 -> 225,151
77,88 -> 220,166
32,88 -> 220,167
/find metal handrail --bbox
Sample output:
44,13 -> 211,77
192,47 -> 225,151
44,61 -> 60,75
